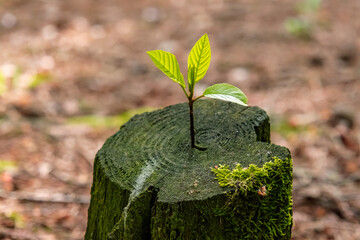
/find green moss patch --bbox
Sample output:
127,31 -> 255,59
211,157 -> 293,239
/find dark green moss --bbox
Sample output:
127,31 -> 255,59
108,187 -> 158,240
85,99 -> 293,239
85,155 -> 130,240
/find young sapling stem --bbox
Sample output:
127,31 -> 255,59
187,67 -> 197,148
188,97 -> 195,148
189,94 -> 204,149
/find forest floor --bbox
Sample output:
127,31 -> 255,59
0,0 -> 359,239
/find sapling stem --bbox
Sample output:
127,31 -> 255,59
188,93 -> 204,149
188,98 -> 195,148
188,71 -> 196,148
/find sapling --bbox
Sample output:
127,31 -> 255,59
147,34 -> 248,149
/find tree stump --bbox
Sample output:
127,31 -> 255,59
85,99 -> 293,240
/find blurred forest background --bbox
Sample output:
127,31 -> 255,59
0,0 -> 359,239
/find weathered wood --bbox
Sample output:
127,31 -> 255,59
85,99 -> 292,240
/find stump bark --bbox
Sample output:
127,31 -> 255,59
85,99 -> 293,240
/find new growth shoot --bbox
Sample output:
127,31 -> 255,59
147,34 -> 248,149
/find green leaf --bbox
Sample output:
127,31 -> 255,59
203,83 -> 248,106
188,66 -> 195,91
187,33 -> 211,84
147,50 -> 185,88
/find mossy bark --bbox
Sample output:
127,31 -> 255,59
85,99 -> 293,240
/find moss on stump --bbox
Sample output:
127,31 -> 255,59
85,99 -> 293,240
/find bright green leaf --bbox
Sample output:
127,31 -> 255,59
187,33 -> 211,84
147,50 -> 185,88
188,66 -> 195,91
203,83 -> 248,106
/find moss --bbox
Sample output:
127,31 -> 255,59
151,197 -> 228,240
85,100 -> 293,239
85,156 -> 130,240
108,187 -> 158,240
211,157 -> 293,239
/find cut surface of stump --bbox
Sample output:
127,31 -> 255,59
85,99 -> 292,240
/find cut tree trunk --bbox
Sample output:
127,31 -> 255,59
85,99 -> 293,240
